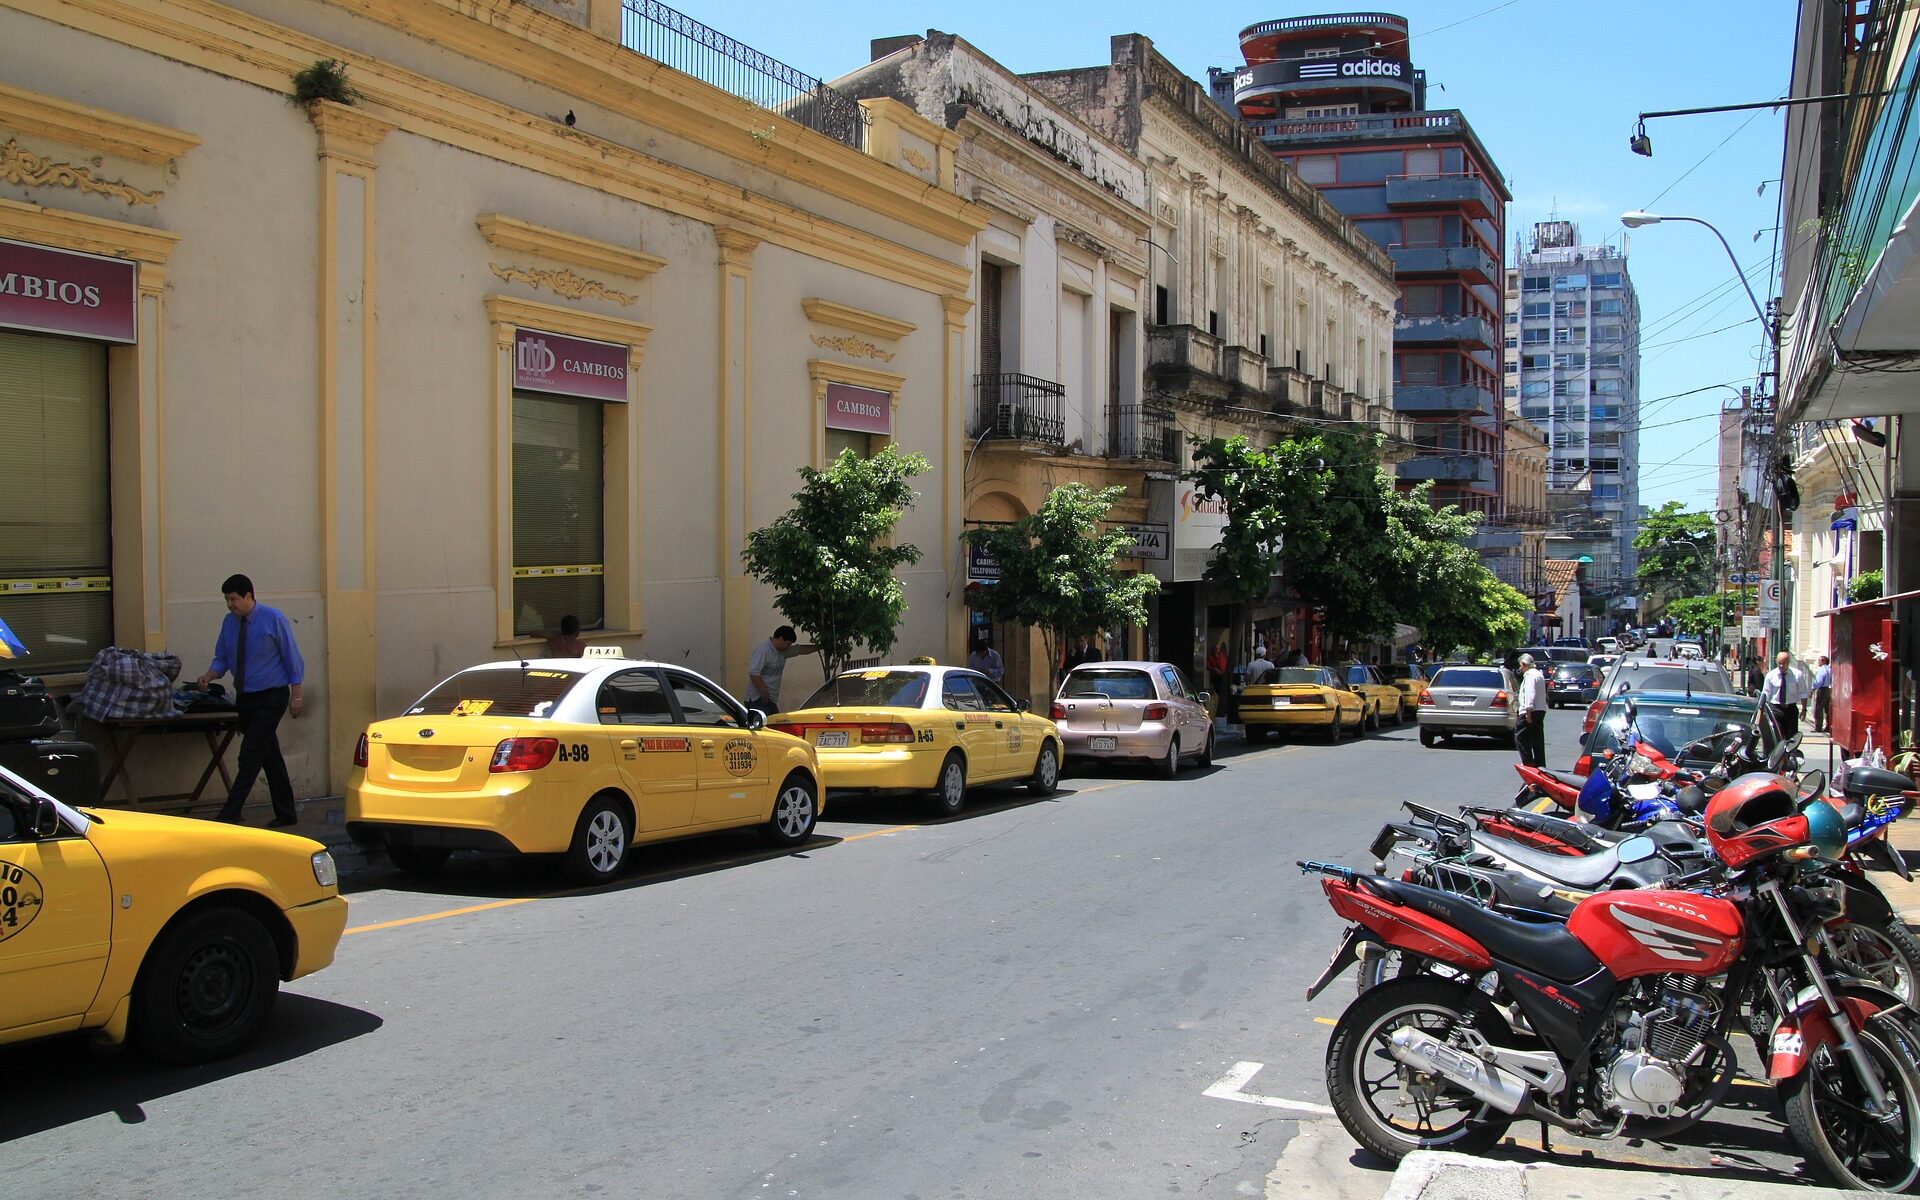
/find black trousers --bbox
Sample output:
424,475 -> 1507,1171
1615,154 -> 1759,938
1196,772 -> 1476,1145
1768,701 -> 1801,742
1517,711 -> 1547,767
220,685 -> 296,822
1812,686 -> 1832,732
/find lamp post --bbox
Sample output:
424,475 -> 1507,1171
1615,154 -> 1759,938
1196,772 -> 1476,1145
1621,210 -> 1789,665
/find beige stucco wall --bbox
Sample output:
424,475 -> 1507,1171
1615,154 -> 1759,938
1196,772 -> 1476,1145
1,0 -> 980,804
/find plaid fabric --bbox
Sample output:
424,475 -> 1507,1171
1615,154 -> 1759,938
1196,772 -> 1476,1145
75,646 -> 182,721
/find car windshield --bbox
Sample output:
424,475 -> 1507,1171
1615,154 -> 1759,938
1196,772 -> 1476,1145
1430,667 -> 1504,689
407,667 -> 585,718
1061,668 -> 1156,700
800,670 -> 930,709
1553,665 -> 1593,680
1271,667 -> 1328,685
1605,664 -> 1730,696
1587,699 -> 1755,764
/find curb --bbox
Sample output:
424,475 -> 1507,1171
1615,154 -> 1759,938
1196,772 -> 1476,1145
1382,1152 -> 1528,1200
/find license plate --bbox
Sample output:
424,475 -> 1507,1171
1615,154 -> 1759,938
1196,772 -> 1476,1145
815,731 -> 849,748
1450,697 -> 1475,706
1090,736 -> 1116,751
1271,698 -> 1292,708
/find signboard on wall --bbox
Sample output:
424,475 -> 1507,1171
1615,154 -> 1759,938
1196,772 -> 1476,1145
824,382 -> 892,436
1151,481 -> 1228,582
0,237 -> 137,343
513,327 -> 629,401
1111,522 -> 1169,562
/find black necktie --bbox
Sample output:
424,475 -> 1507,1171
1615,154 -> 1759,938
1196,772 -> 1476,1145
234,615 -> 248,695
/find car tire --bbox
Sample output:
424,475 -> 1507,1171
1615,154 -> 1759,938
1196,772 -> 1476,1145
1028,742 -> 1059,795
761,772 -> 818,846
563,793 -> 632,885
131,905 -> 280,1065
1419,727 -> 1436,748
1159,737 -> 1180,779
1329,712 -> 1345,743
387,845 -> 451,876
1198,730 -> 1215,768
930,752 -> 967,817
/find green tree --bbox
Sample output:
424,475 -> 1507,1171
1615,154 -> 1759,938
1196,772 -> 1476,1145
742,445 -> 929,677
962,484 -> 1160,688
1633,501 -> 1717,596
1665,588 -> 1755,637
1850,570 -> 1884,603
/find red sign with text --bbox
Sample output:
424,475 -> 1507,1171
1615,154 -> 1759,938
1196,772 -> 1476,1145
825,382 -> 891,435
0,238 -> 137,344
513,327 -> 629,402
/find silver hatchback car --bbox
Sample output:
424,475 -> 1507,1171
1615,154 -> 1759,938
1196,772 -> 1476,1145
1052,661 -> 1214,777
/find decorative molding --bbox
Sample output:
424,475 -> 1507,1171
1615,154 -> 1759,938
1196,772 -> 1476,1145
806,357 -> 907,394
941,294 -> 974,329
809,333 -> 895,362
307,100 -> 392,167
801,297 -> 916,341
477,213 -> 665,280
483,293 -> 653,359
0,84 -> 200,164
0,196 -> 178,264
0,138 -> 162,205
899,146 -> 931,172
490,261 -> 637,305
713,225 -> 761,269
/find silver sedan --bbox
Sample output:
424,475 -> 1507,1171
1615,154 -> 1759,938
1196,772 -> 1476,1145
1052,661 -> 1214,778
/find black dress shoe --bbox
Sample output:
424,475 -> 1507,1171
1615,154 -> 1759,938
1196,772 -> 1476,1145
268,815 -> 299,828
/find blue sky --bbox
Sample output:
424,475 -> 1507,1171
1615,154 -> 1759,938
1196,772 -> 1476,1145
693,0 -> 1798,517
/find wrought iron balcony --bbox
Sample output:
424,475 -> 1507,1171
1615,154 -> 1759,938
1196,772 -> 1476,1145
1109,405 -> 1178,462
620,0 -> 866,149
976,373 -> 1066,445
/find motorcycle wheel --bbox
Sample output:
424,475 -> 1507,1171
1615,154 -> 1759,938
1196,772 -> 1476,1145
1326,978 -> 1517,1163
1826,919 -> 1920,1006
1781,1018 -> 1920,1193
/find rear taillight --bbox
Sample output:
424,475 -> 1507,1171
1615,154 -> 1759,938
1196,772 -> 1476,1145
1583,699 -> 1604,733
858,723 -> 916,744
769,722 -> 804,737
353,733 -> 368,768
1145,703 -> 1169,720
1049,702 -> 1066,720
1417,689 -> 1433,706
490,737 -> 558,773
1492,691 -> 1510,709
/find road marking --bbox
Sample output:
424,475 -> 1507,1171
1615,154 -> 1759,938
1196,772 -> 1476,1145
1204,1061 -> 1335,1117
344,896 -> 536,935
1313,1016 -> 1337,1026
841,825 -> 918,842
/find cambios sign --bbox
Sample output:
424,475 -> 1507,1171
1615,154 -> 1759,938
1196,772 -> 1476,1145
0,238 -> 137,343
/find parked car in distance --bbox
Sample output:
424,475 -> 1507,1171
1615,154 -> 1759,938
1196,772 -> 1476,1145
1581,657 -> 1736,736
1547,661 -> 1600,708
1673,639 -> 1704,660
1595,636 -> 1620,654
1416,664 -> 1518,747
1340,663 -> 1405,729
1576,690 -> 1757,774
1239,666 -> 1367,742
1052,661 -> 1213,778
1588,653 -> 1620,675
1375,662 -> 1428,719
1553,636 -> 1589,649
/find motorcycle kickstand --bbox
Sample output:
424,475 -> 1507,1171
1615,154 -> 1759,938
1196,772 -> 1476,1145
1537,1118 -> 1551,1154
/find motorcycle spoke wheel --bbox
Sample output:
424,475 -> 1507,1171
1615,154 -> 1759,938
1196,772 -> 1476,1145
1783,1023 -> 1920,1193
1826,921 -> 1920,1006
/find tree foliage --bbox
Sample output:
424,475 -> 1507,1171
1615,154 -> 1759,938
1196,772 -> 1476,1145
1632,501 -> 1716,596
1850,570 -> 1884,603
1664,588 -> 1755,636
962,484 -> 1160,685
741,446 -> 929,677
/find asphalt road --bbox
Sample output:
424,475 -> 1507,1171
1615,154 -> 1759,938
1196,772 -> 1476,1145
6,696 -> 1822,1199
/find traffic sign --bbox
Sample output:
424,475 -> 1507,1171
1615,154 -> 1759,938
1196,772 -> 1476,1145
1759,579 -> 1783,619
1725,571 -> 1764,585
1742,615 -> 1765,638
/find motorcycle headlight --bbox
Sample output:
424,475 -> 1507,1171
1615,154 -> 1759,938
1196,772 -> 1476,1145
1629,751 -> 1658,778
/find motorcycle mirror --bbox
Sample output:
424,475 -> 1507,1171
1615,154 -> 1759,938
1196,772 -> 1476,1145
1616,835 -> 1657,864
1623,698 -> 1638,726
1795,770 -> 1828,801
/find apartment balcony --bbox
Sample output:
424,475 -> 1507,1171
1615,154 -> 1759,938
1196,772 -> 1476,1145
1145,323 -> 1224,391
1246,108 -> 1470,147
975,373 -> 1065,446
1384,172 -> 1502,220
1222,344 -> 1269,394
1395,453 -> 1495,485
1108,405 -> 1179,462
1393,382 -> 1498,417
1388,242 -> 1499,285
1271,365 -> 1314,411
1472,527 -> 1523,552
1394,314 -> 1496,349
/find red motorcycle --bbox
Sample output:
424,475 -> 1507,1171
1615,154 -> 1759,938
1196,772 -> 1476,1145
1303,774 -> 1920,1192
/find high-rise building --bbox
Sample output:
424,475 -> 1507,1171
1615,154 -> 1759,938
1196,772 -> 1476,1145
1208,13 -> 1510,539
1504,220 -> 1642,626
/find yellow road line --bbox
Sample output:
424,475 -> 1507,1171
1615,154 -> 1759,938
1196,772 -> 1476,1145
1313,1016 -> 1337,1026
344,896 -> 536,935
841,825 -> 919,842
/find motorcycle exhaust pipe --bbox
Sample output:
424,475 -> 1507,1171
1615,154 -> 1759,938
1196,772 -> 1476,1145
1387,1027 -> 1530,1114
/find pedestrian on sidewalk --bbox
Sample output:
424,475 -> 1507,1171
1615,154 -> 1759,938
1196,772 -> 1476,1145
197,573 -> 305,827
1515,654 -> 1548,767
1245,646 -> 1275,686
1810,654 -> 1833,733
1761,651 -> 1810,741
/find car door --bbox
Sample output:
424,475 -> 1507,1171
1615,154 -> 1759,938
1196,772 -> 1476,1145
974,675 -> 1035,776
940,674 -> 1004,780
597,668 -> 696,833
0,790 -> 112,1036
1160,666 -> 1207,752
666,670 -> 768,826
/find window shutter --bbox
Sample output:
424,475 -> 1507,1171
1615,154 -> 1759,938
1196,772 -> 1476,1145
511,392 -> 605,635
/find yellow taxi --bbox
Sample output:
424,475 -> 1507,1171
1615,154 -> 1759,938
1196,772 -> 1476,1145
1376,662 -> 1429,720
1238,665 -> 1367,742
346,656 -> 821,884
0,764 -> 346,1064
769,665 -> 1060,816
1340,662 -> 1406,729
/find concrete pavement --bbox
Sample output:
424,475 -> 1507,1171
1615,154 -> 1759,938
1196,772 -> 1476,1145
1383,1151 -> 1884,1200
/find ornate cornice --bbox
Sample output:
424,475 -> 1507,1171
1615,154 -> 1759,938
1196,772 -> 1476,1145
801,297 -> 916,341
0,83 -> 200,164
805,358 -> 907,393
0,138 -> 162,205
808,333 -> 895,362
0,196 -> 179,264
490,262 -> 637,305
484,292 -> 653,361
713,225 -> 761,269
477,213 -> 665,280
307,99 -> 392,167
941,294 -> 974,329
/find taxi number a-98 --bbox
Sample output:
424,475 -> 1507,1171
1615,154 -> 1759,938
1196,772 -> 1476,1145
556,743 -> 591,763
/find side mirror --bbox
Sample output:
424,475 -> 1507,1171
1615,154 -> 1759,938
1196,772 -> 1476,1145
1195,691 -> 1212,705
1617,835 -> 1657,864
1016,698 -> 1030,712
743,709 -> 766,731
30,797 -> 61,838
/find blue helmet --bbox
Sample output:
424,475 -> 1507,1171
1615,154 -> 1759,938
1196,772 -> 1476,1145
1801,797 -> 1848,861
1578,769 -> 1616,820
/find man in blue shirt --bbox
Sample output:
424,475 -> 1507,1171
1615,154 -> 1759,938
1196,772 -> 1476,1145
197,573 -> 306,826
1810,654 -> 1833,733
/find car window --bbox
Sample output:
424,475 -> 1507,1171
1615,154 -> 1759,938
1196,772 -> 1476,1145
799,671 -> 930,709
943,675 -> 987,712
1064,669 -> 1156,700
975,677 -> 1020,713
1161,667 -> 1188,697
406,667 -> 585,718
1605,665 -> 1731,696
1430,667 -> 1505,689
596,670 -> 673,725
1346,665 -> 1370,686
1587,701 -> 1754,763
1272,667 -> 1328,686
0,795 -> 18,842
665,672 -> 744,728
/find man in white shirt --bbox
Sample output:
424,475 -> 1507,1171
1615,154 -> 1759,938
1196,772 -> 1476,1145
1761,650 -> 1811,740
1245,648 -> 1275,686
1515,653 -> 1548,767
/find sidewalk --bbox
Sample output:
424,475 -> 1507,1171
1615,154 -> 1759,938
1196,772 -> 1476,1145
1383,1152 -> 1883,1200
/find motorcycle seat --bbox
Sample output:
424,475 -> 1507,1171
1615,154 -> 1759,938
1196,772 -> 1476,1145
1544,769 -> 1588,790
1840,801 -> 1866,829
1477,834 -> 1632,889
1364,876 -> 1602,983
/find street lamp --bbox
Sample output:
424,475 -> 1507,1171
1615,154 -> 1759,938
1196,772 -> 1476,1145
1619,211 -> 1772,333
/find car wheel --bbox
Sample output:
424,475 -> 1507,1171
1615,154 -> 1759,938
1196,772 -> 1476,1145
387,845 -> 451,876
1159,737 -> 1180,779
930,752 -> 967,817
761,772 -> 818,846
1419,727 -> 1436,748
1198,729 -> 1215,768
1028,742 -> 1059,795
131,905 -> 280,1065
1329,712 -> 1345,743
563,793 -> 632,885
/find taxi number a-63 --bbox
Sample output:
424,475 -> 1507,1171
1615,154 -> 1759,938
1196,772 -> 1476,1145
816,731 -> 850,748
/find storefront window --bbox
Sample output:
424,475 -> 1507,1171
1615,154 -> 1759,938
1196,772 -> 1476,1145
512,392 -> 604,636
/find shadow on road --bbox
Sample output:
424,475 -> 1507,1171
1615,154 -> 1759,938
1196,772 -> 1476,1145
0,994 -> 383,1143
